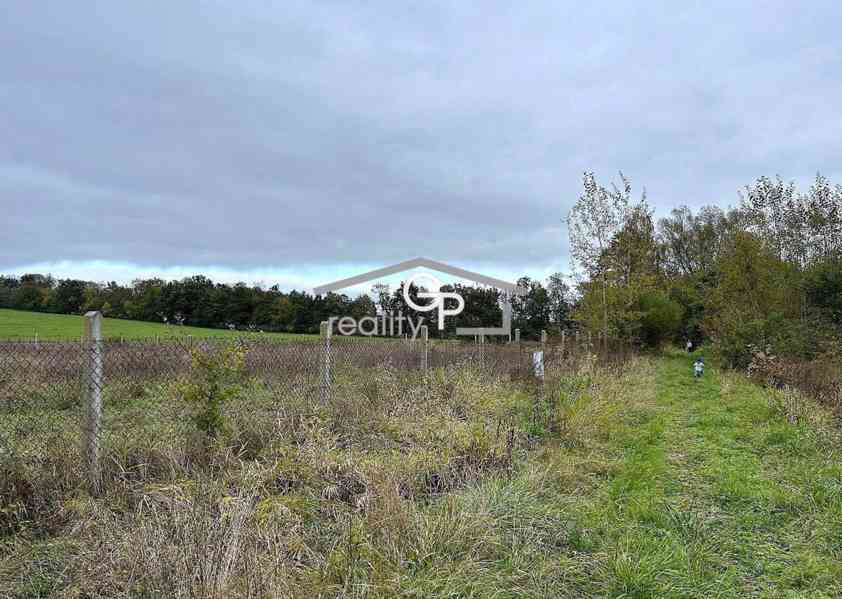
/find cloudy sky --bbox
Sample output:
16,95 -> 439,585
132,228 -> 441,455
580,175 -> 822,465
3,1 -> 841,290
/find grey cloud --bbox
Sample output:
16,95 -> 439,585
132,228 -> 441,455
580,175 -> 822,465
2,1 -> 842,276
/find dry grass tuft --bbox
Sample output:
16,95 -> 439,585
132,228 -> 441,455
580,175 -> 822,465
2,353 -> 635,596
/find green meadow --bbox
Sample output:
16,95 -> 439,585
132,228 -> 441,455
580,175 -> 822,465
0,308 -> 314,341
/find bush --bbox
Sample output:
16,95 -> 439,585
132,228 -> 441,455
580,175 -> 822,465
177,344 -> 246,454
713,313 -> 815,369
748,347 -> 842,410
806,259 -> 842,325
637,291 -> 683,348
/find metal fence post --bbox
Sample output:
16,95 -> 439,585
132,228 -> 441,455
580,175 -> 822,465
320,321 -> 332,404
82,311 -> 103,495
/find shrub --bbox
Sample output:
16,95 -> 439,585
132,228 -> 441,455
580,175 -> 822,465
806,259 -> 842,325
636,291 -> 683,348
177,344 -> 246,454
748,346 -> 842,411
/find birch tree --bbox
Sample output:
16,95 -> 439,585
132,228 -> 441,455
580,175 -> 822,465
567,171 -> 633,338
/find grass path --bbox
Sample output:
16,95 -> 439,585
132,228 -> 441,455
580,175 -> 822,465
541,352 -> 842,598
437,353 -> 842,598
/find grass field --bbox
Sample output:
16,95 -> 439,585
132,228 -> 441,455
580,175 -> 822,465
3,349 -> 842,596
0,308 -> 314,341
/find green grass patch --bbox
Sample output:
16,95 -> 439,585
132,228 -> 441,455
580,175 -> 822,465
0,308 -> 314,341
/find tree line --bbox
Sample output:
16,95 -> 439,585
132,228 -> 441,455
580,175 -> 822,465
5,171 -> 838,354
0,271 -> 572,340
567,172 -> 842,366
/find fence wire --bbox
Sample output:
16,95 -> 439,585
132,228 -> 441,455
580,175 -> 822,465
0,333 -> 631,492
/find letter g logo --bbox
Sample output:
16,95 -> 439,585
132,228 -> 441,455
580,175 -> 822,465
403,273 -> 465,330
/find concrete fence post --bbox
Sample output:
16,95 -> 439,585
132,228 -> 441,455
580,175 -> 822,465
561,329 -> 566,353
420,325 -> 429,372
319,321 -> 332,404
82,311 -> 103,495
514,328 -> 522,376
540,330 -> 547,375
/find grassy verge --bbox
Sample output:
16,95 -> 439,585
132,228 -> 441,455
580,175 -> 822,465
444,350 -> 842,597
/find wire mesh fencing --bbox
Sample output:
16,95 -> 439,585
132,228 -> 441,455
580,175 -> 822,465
0,322 -> 633,495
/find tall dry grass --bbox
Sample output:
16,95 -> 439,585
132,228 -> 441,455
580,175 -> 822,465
748,348 -> 842,416
1,350 -> 636,597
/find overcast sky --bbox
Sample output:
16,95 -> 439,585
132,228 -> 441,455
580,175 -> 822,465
3,1 -> 841,290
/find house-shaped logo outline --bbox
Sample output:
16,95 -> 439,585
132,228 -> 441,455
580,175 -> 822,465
313,257 -> 527,337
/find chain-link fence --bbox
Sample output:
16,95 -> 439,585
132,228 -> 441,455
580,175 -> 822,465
0,314 -> 633,497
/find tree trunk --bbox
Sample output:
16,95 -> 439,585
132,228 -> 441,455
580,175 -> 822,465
602,271 -> 608,340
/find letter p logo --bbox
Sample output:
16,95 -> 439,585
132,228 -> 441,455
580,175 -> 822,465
403,273 -> 465,330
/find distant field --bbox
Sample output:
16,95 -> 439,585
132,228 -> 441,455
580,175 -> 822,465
0,308 -> 315,341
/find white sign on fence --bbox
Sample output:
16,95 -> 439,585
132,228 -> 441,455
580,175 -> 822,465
532,350 -> 544,380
